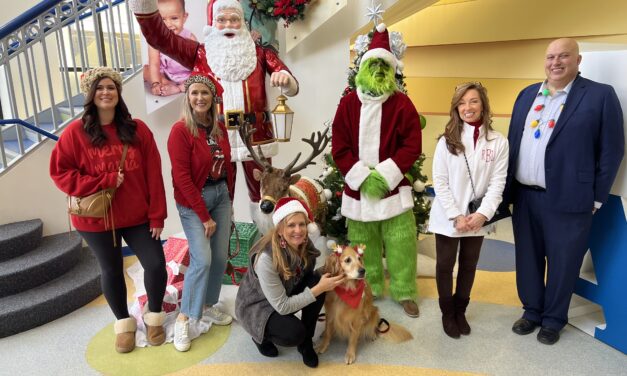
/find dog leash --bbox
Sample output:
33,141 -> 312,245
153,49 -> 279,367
376,318 -> 390,334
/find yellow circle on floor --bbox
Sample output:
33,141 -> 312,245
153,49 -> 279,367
86,323 -> 230,375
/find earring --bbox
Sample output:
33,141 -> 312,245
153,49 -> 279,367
279,237 -> 287,249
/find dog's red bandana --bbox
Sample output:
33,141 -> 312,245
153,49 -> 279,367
334,280 -> 365,309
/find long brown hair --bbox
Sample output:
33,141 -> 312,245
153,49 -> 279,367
251,212 -> 311,281
440,82 -> 494,155
181,86 -> 222,140
82,76 -> 137,147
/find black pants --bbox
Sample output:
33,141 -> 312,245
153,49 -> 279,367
78,222 -> 167,319
435,234 -> 483,299
263,272 -> 325,347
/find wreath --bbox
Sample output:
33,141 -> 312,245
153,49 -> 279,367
249,0 -> 313,27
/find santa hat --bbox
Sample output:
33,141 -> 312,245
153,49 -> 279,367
359,23 -> 398,72
272,197 -> 319,236
206,0 -> 243,26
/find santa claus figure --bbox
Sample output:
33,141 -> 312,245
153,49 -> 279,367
129,0 -> 298,224
331,23 -> 422,318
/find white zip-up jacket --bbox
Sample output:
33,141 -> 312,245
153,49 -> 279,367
428,123 -> 509,237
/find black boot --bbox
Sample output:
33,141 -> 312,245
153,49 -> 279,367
297,339 -> 319,368
253,338 -> 278,357
454,294 -> 471,335
439,296 -> 460,338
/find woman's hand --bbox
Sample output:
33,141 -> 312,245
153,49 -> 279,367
150,227 -> 163,239
311,273 -> 346,297
453,215 -> 471,232
203,219 -> 217,238
465,213 -> 487,231
116,170 -> 124,188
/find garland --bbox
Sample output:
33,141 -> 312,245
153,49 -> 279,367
249,0 -> 313,27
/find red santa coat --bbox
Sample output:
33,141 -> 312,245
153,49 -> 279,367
332,88 -> 422,222
135,12 -> 295,161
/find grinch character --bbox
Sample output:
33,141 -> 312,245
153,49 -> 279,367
129,0 -> 298,225
331,24 -> 422,317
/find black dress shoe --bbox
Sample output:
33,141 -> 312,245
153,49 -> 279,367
297,342 -> 319,368
512,318 -> 540,335
253,338 -> 278,357
537,327 -> 560,345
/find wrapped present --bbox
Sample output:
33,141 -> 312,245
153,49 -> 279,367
137,236 -> 189,313
222,222 -> 260,285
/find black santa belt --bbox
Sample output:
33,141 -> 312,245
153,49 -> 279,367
218,110 -> 270,129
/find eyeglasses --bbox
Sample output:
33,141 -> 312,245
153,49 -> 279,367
215,15 -> 242,25
455,81 -> 483,91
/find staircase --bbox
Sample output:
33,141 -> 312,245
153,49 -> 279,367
0,219 -> 101,338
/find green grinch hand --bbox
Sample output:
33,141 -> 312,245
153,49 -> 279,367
360,170 -> 389,199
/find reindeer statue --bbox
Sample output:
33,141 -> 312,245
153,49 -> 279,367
239,122 -> 330,236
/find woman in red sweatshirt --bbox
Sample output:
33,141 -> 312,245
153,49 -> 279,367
50,67 -> 167,353
167,74 -> 235,352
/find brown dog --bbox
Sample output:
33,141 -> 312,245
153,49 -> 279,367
316,245 -> 413,364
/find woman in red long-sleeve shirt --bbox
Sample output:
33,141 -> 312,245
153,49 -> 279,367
50,67 -> 167,354
167,74 -> 235,352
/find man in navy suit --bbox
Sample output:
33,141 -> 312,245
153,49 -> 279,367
505,38 -> 624,345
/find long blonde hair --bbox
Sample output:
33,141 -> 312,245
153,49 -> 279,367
252,212 -> 311,281
440,82 -> 494,155
181,88 -> 222,139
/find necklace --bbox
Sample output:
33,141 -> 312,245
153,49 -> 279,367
529,89 -> 565,139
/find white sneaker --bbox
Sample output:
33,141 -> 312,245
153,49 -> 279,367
203,306 -> 233,326
173,319 -> 191,352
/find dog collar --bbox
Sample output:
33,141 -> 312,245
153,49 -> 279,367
334,280 -> 366,309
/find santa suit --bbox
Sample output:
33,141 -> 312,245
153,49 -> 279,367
332,87 -> 422,300
134,10 -> 297,202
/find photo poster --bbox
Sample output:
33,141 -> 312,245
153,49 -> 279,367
139,0 -> 279,113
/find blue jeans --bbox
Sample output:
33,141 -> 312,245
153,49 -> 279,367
177,181 -> 231,320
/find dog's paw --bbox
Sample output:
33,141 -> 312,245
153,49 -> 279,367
315,342 -> 328,354
345,351 -> 356,365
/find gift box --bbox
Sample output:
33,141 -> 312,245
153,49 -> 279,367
222,222 -> 260,285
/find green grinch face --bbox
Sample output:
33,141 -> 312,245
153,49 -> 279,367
355,58 -> 397,96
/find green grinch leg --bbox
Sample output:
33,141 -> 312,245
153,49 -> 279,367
347,219 -> 384,297
382,210 -> 417,301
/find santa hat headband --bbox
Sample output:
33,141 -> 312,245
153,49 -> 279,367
272,197 -> 313,226
184,73 -> 224,98
359,23 -> 398,72
207,0 -> 243,26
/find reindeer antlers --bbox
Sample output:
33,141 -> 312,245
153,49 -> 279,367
238,121 -> 271,169
283,127 -> 330,176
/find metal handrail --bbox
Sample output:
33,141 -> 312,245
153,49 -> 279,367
0,119 -> 59,141
0,0 -> 64,41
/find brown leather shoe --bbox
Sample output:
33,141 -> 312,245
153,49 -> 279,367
114,318 -> 137,353
400,300 -> 419,318
144,311 -> 166,346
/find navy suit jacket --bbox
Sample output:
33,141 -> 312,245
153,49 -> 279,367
505,75 -> 624,213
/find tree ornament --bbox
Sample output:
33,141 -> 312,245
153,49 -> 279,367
323,188 -> 332,200
419,114 -> 427,129
365,0 -> 384,26
542,88 -> 550,96
413,179 -> 425,192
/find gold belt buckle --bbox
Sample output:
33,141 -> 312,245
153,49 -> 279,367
225,110 -> 244,130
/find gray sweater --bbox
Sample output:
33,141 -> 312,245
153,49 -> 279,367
235,239 -> 321,343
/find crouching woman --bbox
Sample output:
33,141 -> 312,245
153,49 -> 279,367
235,198 -> 345,368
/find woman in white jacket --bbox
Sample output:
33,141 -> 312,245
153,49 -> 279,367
428,82 -> 508,338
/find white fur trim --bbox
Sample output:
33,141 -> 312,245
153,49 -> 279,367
376,23 -> 387,33
341,186 -> 414,222
360,48 -> 397,71
114,318 -> 137,334
272,200 -> 308,226
307,223 -> 320,237
357,90 -> 384,167
129,0 -> 158,14
375,158 -> 404,190
221,81 -> 246,114
212,0 -> 244,18
143,311 -> 166,326
344,160 -> 371,191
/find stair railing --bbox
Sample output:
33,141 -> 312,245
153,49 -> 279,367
0,0 -> 143,174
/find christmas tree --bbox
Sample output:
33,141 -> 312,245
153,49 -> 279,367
317,24 -> 431,243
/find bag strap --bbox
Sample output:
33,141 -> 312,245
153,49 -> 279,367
118,144 -> 129,172
228,222 -> 241,261
463,152 -> 478,200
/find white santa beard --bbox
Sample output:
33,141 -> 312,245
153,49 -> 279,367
204,28 -> 256,82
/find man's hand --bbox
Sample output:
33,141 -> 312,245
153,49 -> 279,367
360,170 -> 389,200
270,72 -> 291,88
